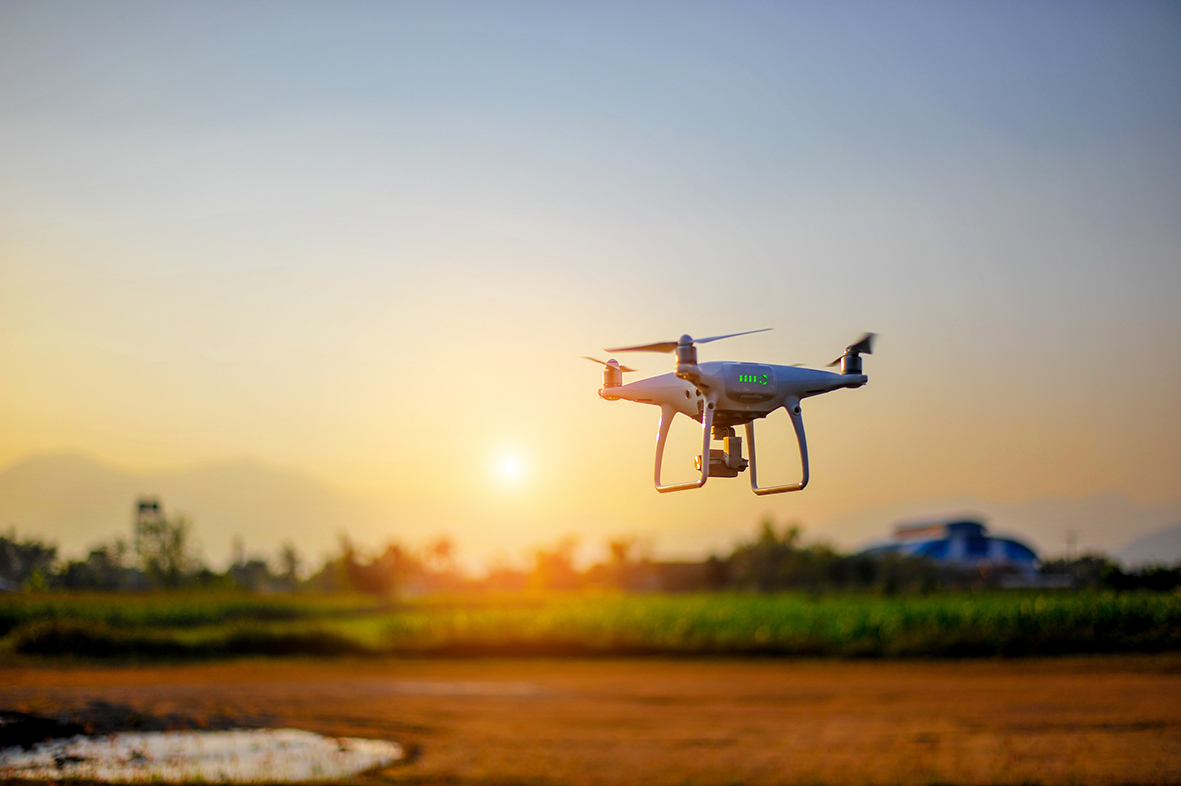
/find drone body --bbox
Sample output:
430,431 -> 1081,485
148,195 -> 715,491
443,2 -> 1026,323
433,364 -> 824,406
588,330 -> 873,495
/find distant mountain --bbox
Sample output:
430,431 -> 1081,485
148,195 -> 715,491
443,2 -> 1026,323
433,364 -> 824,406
0,453 -> 395,566
1114,524 -> 1181,568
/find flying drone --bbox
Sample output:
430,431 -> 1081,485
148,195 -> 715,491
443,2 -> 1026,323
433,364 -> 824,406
585,330 -> 874,495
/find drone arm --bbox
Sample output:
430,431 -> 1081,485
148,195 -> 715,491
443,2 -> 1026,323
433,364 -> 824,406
746,398 -> 809,495
654,399 -> 715,493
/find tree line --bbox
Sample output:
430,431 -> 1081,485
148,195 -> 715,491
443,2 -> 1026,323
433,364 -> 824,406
1,518 -> 1179,595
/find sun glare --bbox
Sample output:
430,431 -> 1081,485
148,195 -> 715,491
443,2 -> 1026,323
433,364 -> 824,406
494,452 -> 527,485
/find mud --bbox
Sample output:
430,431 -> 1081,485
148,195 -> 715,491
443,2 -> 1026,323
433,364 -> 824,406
2,655 -> 1179,785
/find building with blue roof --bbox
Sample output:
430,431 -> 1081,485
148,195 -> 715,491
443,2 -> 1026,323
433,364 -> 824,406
859,519 -> 1039,576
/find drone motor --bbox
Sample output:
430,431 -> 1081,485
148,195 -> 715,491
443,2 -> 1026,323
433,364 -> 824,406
603,361 -> 622,389
582,356 -> 635,398
828,332 -> 876,376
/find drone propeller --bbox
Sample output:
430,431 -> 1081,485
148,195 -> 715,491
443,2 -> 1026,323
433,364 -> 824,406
582,357 -> 637,373
826,332 -> 876,367
606,328 -> 771,354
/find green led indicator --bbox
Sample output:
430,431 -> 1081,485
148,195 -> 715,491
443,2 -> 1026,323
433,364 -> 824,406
738,373 -> 769,385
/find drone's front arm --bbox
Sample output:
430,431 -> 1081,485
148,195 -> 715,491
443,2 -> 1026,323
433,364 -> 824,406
745,397 -> 809,495
653,396 -> 716,493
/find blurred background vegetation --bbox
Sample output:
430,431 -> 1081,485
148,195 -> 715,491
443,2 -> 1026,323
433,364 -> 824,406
1,515 -> 1179,661
3,516 -> 1178,597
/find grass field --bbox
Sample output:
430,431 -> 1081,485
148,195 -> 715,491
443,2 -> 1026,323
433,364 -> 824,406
2,590 -> 1179,660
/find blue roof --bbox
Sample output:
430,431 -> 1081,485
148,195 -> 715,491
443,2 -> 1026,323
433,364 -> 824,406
858,519 -> 1039,568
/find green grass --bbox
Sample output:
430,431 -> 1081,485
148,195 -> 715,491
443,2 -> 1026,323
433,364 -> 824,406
2,590 -> 1179,660
380,591 -> 1181,657
0,592 -> 379,635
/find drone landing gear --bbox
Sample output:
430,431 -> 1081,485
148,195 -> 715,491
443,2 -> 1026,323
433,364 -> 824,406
653,398 -> 810,495
746,401 -> 809,496
654,401 -> 714,493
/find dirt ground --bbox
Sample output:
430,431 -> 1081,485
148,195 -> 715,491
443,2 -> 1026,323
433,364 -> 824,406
2,655 -> 1180,785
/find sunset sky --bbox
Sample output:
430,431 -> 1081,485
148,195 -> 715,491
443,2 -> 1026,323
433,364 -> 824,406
2,2 -> 1179,565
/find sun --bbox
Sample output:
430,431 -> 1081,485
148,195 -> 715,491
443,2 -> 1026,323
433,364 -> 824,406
493,451 -> 527,485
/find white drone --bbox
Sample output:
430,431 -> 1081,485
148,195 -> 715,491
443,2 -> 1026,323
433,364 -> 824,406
586,329 -> 874,495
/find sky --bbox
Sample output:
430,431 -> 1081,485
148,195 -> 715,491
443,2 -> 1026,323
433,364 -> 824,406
2,1 -> 1180,566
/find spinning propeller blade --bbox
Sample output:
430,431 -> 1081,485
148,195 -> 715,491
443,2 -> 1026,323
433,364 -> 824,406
848,332 -> 876,354
693,328 -> 772,345
582,357 -> 637,373
607,328 -> 770,354
827,332 -> 876,366
604,341 -> 679,354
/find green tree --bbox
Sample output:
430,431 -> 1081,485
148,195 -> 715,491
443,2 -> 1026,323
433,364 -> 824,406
279,541 -> 302,587
60,539 -> 133,590
530,536 -> 582,590
429,536 -> 455,573
136,514 -> 197,588
0,528 -> 57,590
729,518 -> 802,592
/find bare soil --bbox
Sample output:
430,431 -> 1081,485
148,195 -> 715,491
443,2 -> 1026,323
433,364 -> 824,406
2,655 -> 1180,785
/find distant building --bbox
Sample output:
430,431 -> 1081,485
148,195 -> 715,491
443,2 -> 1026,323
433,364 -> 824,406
134,496 -> 165,553
859,519 -> 1039,576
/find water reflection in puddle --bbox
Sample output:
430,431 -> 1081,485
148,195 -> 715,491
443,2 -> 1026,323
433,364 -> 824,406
1,728 -> 403,782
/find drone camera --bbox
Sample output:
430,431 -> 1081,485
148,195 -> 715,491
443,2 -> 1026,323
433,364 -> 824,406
695,448 -> 748,478
696,426 -> 749,478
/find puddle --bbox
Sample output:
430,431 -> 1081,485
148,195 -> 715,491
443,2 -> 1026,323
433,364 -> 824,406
0,728 -> 403,782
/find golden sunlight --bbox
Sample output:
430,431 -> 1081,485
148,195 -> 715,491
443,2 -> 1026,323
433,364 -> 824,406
493,450 -> 528,486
